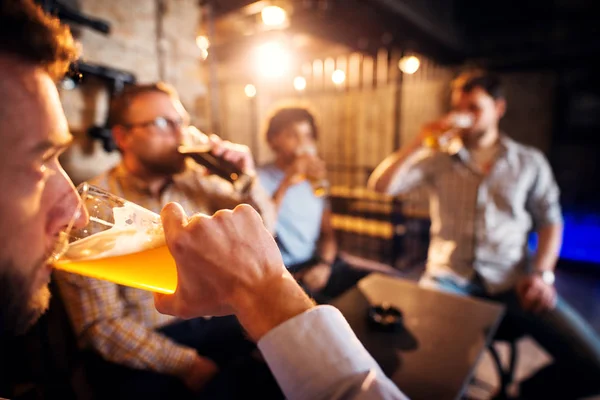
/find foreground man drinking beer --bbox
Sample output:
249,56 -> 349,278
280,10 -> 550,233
54,82 -> 280,399
0,1 -> 406,399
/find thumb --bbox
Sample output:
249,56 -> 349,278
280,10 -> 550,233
161,202 -> 188,239
154,292 -> 179,316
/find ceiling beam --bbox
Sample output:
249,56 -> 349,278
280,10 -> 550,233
211,0 -> 466,65
208,0 -> 257,18
370,0 -> 466,53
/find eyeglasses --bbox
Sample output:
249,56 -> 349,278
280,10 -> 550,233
124,117 -> 186,133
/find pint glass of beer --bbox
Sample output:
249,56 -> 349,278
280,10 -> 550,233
52,183 -> 177,294
295,145 -> 329,197
178,126 -> 254,194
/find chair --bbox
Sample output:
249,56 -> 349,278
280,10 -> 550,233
488,321 -> 525,400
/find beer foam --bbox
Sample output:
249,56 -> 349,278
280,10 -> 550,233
64,203 -> 166,261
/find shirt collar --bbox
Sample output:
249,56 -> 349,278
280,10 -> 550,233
454,133 -> 514,174
497,134 -> 518,164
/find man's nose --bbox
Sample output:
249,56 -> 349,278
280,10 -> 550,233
71,195 -> 90,230
54,169 -> 89,233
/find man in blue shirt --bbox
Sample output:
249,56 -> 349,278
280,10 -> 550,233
258,107 -> 367,302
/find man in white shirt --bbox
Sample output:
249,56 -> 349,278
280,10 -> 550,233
369,73 -> 600,399
0,1 -> 407,399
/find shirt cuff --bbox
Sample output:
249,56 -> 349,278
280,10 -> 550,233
257,305 -> 384,399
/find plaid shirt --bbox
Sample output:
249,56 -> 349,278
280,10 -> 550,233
388,135 -> 563,293
55,161 -> 275,376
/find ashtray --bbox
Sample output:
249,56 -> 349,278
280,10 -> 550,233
367,303 -> 404,332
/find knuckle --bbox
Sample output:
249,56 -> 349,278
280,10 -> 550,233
235,204 -> 258,220
213,208 -> 232,222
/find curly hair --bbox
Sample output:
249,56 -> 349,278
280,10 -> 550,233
0,0 -> 78,81
265,107 -> 318,142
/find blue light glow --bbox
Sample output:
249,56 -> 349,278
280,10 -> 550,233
529,212 -> 600,264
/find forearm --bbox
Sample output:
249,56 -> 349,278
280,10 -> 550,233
367,136 -> 422,193
232,273 -> 315,342
533,223 -> 563,272
318,232 -> 337,264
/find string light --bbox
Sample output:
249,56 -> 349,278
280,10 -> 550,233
261,5 -> 287,27
293,76 -> 307,91
398,55 -> 420,74
332,69 -> 346,85
244,84 -> 257,98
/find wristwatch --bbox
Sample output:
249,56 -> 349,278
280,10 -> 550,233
534,270 -> 555,286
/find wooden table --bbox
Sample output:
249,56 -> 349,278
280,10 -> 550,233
331,274 -> 505,400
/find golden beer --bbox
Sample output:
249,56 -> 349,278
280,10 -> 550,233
54,245 -> 177,294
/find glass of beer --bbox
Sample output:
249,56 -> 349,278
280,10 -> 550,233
52,183 -> 177,294
295,145 -> 330,197
178,126 -> 254,194
423,112 -> 473,154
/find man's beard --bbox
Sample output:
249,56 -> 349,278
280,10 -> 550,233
141,152 -> 186,176
0,258 -> 51,336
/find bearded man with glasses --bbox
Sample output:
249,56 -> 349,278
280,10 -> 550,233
54,83 -> 280,399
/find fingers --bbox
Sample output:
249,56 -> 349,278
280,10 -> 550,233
208,136 -> 254,173
532,286 -> 557,313
520,283 -> 556,313
233,203 -> 263,224
222,147 -> 253,173
521,283 -> 540,311
161,202 -> 188,237
515,278 -> 529,298
154,292 -> 180,317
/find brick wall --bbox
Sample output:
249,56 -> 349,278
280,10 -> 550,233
59,0 -> 207,184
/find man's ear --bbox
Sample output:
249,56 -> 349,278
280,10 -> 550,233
112,126 -> 128,152
496,98 -> 507,119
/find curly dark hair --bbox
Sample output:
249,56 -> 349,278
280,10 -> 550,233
0,0 -> 78,80
265,107 -> 318,142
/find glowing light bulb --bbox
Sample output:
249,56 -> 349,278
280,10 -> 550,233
332,69 -> 346,85
293,76 -> 307,91
256,42 -> 291,78
398,56 -> 420,74
244,84 -> 257,98
196,35 -> 210,50
261,6 -> 286,27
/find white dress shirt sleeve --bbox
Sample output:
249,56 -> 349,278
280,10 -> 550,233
387,147 -> 438,196
258,305 -> 409,400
